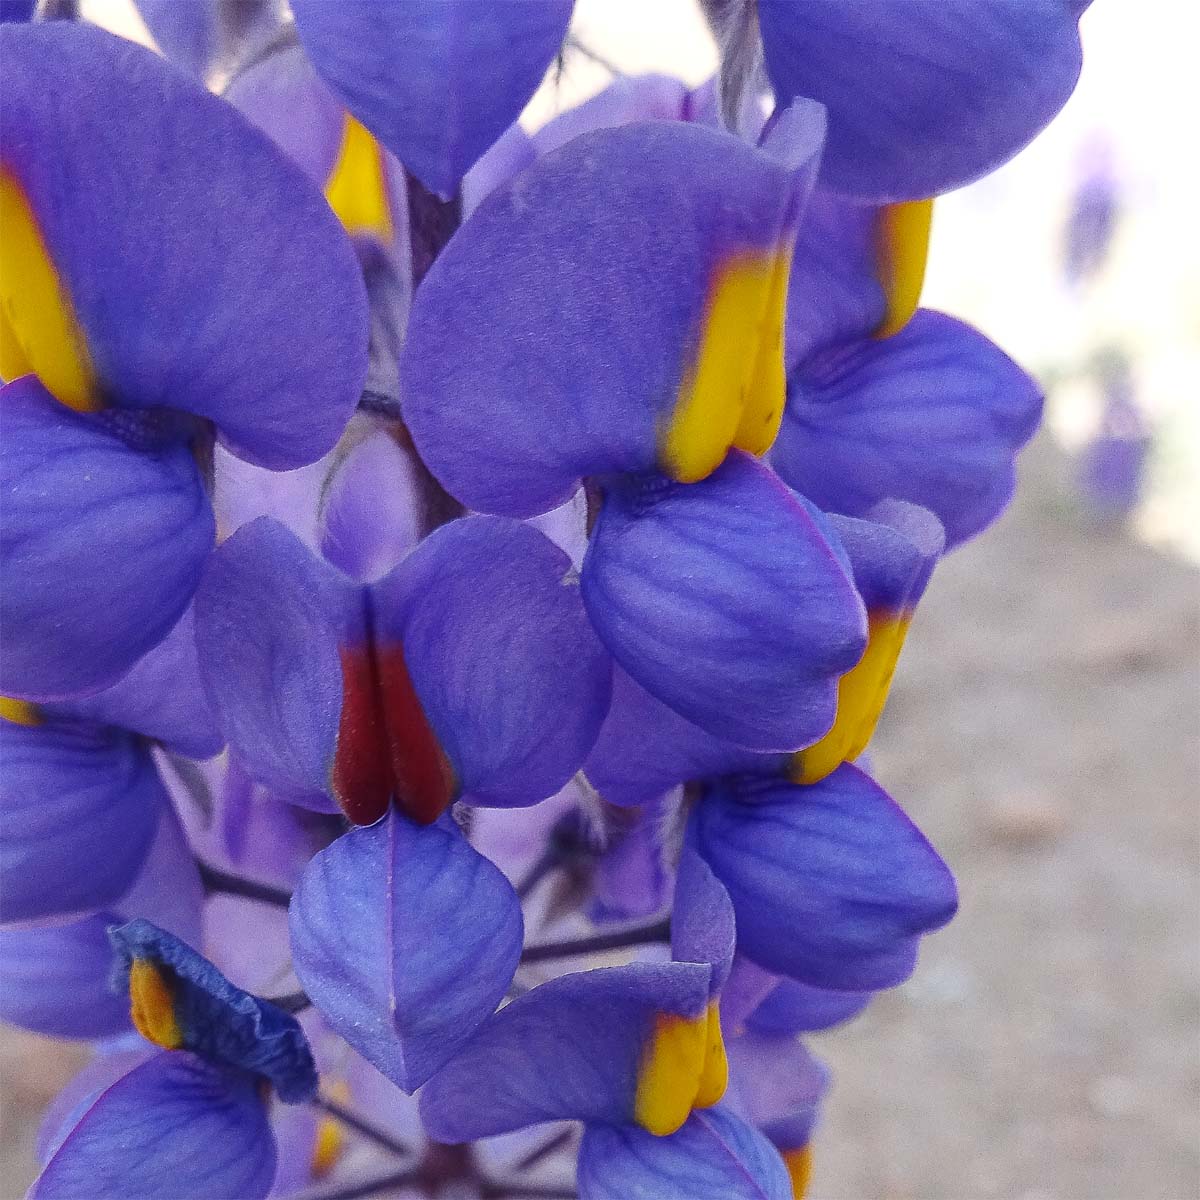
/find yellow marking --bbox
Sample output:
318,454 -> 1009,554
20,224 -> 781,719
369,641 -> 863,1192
693,1001 -> 728,1109
324,115 -> 394,243
128,959 -> 183,1050
311,1114 -> 345,1178
0,170 -> 98,411
791,611 -> 911,785
873,198 -> 932,339
634,1001 -> 728,1136
784,1145 -> 814,1198
634,1010 -> 707,1136
660,247 -> 791,483
0,696 -> 40,726
733,250 -> 791,456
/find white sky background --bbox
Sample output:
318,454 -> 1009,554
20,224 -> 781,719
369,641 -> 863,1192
87,0 -> 1199,560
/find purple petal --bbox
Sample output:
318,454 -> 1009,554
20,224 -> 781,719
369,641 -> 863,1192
419,962 -> 711,1140
0,721 -> 163,924
582,453 -> 865,751
31,1052 -> 277,1200
727,1033 -> 828,1154
0,915 -> 132,1039
194,517 -> 348,806
223,40 -> 345,188
46,607 -> 222,759
584,667 -> 779,808
401,116 -> 822,516
532,73 -> 689,157
785,189 -> 885,363
774,309 -> 1043,547
2,22 -> 367,468
745,979 -> 872,1036
134,0 -> 284,82
373,516 -> 612,807
291,0 -> 573,197
758,0 -> 1084,200
289,811 -> 523,1092
318,431 -> 424,583
695,767 -> 958,990
672,844 -> 736,997
578,1104 -> 791,1200
109,919 -> 318,1102
0,377 -> 214,700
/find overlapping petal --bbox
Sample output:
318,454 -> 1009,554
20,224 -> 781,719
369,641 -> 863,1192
195,517 -> 349,809
694,768 -> 958,990
401,112 -> 824,516
789,502 -> 944,784
0,720 -> 163,924
745,978 -> 872,1036
758,0 -> 1085,200
584,667 -> 780,808
290,812 -> 522,1092
375,516 -> 611,807
109,919 -> 318,1102
291,0 -> 573,197
774,310 -> 1043,547
672,845 -> 736,998
46,607 -> 222,759
0,378 -> 214,699
318,432 -> 423,583
0,22 -> 367,468
30,1052 -> 277,1200
582,453 -> 864,750
0,915 -> 132,1039
577,1104 -> 791,1200
727,1033 -> 827,1155
419,963 -> 711,1140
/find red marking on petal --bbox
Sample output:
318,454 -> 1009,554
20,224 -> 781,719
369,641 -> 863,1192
333,638 -> 455,827
375,645 -> 456,825
333,645 -> 393,825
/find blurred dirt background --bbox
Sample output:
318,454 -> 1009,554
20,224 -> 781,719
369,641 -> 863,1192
809,434 -> 1200,1200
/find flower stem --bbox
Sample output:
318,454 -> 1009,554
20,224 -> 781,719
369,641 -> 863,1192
312,1094 -> 413,1160
194,858 -> 293,908
520,916 -> 672,963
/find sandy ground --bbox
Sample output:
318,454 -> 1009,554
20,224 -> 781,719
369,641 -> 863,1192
2,435 -> 1197,1199
810,437 -> 1200,1200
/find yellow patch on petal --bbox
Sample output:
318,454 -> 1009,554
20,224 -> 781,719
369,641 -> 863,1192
693,1001 -> 728,1109
325,114 -> 394,243
634,1001 -> 728,1136
784,1144 -> 814,1199
873,198 -> 932,339
0,696 -> 40,726
129,959 -> 183,1050
0,169 -> 97,411
791,610 -> 911,785
660,246 -> 791,484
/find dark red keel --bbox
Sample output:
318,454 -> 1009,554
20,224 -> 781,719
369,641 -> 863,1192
332,641 -> 455,826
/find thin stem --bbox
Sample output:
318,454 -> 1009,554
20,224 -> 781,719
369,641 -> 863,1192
312,1094 -> 413,1160
520,917 -> 671,964
564,35 -> 623,78
482,1183 -> 577,1200
510,1129 -> 575,1175
195,858 -> 293,908
266,989 -> 311,1015
290,1168 -> 417,1200
515,846 -> 560,901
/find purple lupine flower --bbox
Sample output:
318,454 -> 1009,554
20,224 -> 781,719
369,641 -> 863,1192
1,4 -> 1087,1197
0,22 -> 368,699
